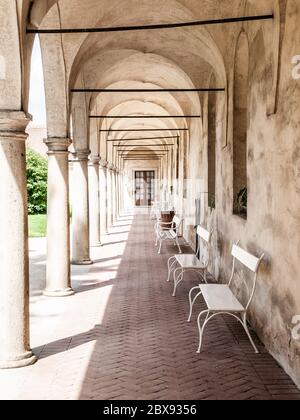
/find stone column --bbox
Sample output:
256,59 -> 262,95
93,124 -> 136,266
71,150 -> 92,265
88,155 -> 101,247
106,164 -> 113,229
116,169 -> 120,216
0,111 -> 37,368
111,166 -> 117,223
44,138 -> 74,297
99,160 -> 108,235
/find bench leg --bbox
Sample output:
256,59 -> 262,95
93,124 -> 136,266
167,256 -> 177,282
175,237 -> 182,254
187,286 -> 202,322
241,313 -> 259,354
197,310 -> 210,353
158,239 -> 163,254
172,268 -> 184,297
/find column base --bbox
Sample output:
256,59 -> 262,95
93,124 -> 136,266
43,288 -> 75,297
0,351 -> 37,369
71,259 -> 93,266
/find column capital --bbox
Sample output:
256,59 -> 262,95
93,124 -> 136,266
89,155 -> 101,166
100,159 -> 109,168
72,149 -> 90,162
44,137 -> 72,154
0,111 -> 31,140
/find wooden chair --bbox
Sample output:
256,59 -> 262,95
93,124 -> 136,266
167,225 -> 213,297
188,243 -> 264,354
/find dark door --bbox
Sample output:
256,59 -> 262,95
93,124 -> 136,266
135,171 -> 155,206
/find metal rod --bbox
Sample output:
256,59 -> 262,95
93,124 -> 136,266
74,88 -> 224,93
120,155 -> 166,157
114,144 -> 174,148
123,158 -> 161,160
107,136 -> 177,142
91,115 -> 200,119
27,14 -> 273,34
100,128 -> 188,132
118,152 -> 167,155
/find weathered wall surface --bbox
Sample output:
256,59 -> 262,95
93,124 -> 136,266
181,0 -> 300,387
26,124 -> 47,155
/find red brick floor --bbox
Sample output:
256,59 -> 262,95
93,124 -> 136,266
76,210 -> 300,400
1,209 -> 299,400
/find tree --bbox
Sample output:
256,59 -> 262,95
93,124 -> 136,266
26,149 -> 48,215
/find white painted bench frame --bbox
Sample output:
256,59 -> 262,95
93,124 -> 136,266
188,243 -> 264,354
150,201 -> 170,220
166,225 -> 213,297
155,215 -> 183,254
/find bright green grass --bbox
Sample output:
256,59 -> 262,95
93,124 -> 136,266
28,214 -> 47,238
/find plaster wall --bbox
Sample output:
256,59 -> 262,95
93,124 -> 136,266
180,0 -> 300,387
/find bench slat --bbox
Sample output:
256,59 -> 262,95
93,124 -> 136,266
196,226 -> 211,243
232,244 -> 261,272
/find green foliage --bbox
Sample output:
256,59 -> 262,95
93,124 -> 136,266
26,149 -> 48,215
28,215 -> 47,238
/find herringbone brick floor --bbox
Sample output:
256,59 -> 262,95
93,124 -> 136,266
0,209 -> 299,400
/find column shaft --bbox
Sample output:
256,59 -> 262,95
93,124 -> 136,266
71,150 -> 92,265
88,156 -> 101,247
0,111 -> 37,368
44,138 -> 74,297
106,166 -> 113,229
99,160 -> 108,235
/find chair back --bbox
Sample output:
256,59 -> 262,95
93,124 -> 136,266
229,243 -> 264,310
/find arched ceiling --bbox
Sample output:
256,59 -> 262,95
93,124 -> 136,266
26,0 -> 273,162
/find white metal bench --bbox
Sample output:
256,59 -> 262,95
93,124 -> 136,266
166,225 -> 213,297
187,243 -> 264,354
155,215 -> 183,255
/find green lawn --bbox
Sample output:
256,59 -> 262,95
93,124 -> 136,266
28,214 -> 47,238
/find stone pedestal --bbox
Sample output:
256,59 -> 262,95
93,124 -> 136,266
0,111 -> 37,368
71,150 -> 92,265
44,138 -> 74,297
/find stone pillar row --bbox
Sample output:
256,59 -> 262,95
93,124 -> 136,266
0,110 -> 119,368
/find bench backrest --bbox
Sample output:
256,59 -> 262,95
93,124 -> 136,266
196,225 -> 212,244
229,243 -> 264,310
232,244 -> 262,273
